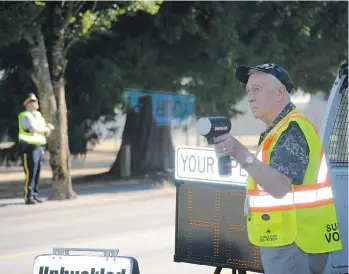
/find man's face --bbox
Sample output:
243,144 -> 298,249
246,71 -> 280,122
26,100 -> 39,111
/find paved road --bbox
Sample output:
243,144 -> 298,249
0,187 -> 255,274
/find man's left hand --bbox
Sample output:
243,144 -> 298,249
213,133 -> 248,163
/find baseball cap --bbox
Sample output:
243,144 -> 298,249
23,93 -> 38,106
235,63 -> 294,93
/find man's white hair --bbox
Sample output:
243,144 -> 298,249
248,69 -> 290,100
248,69 -> 281,89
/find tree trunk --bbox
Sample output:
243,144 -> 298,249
48,3 -> 76,200
27,28 -> 76,200
110,96 -> 174,177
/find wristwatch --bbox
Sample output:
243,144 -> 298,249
241,153 -> 254,169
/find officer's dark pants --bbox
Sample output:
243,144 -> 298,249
20,143 -> 44,201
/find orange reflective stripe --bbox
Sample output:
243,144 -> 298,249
248,112 -> 334,212
261,147 -> 268,167
299,114 -> 319,135
249,151 -> 334,211
251,112 -> 304,192
292,182 -> 330,192
254,152 -> 330,193
264,113 -> 304,151
251,182 -> 331,196
249,185 -> 334,211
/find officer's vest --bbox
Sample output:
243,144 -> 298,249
18,110 -> 47,145
246,108 -> 342,254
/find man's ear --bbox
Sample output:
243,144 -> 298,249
278,85 -> 287,102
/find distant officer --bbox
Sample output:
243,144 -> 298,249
18,93 -> 55,205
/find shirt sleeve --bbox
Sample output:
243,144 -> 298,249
269,121 -> 310,185
21,117 -> 33,132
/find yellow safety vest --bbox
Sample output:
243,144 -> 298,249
246,108 -> 342,254
18,110 -> 47,145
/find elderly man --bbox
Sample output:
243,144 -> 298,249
18,93 -> 55,205
213,63 -> 342,274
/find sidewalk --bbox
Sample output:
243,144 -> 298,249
0,135 -> 258,200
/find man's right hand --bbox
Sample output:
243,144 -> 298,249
47,123 -> 55,131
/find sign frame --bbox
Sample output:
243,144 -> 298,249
175,145 -> 250,185
32,248 -> 140,274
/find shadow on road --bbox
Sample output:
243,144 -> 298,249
0,176 -> 174,207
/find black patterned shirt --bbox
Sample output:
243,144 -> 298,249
258,103 -> 309,185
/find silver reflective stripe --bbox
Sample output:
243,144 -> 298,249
317,154 -> 328,184
19,133 -> 46,145
244,193 -> 250,217
249,187 -> 333,208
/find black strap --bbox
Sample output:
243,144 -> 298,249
214,267 -> 247,274
214,267 -> 222,274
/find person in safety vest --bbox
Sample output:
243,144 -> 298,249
212,63 -> 342,274
18,93 -> 55,205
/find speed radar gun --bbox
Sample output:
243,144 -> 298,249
197,116 -> 232,176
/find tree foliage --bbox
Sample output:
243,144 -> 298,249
0,1 -> 347,158
0,0 -> 162,197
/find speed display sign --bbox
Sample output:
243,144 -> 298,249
174,146 -> 263,273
